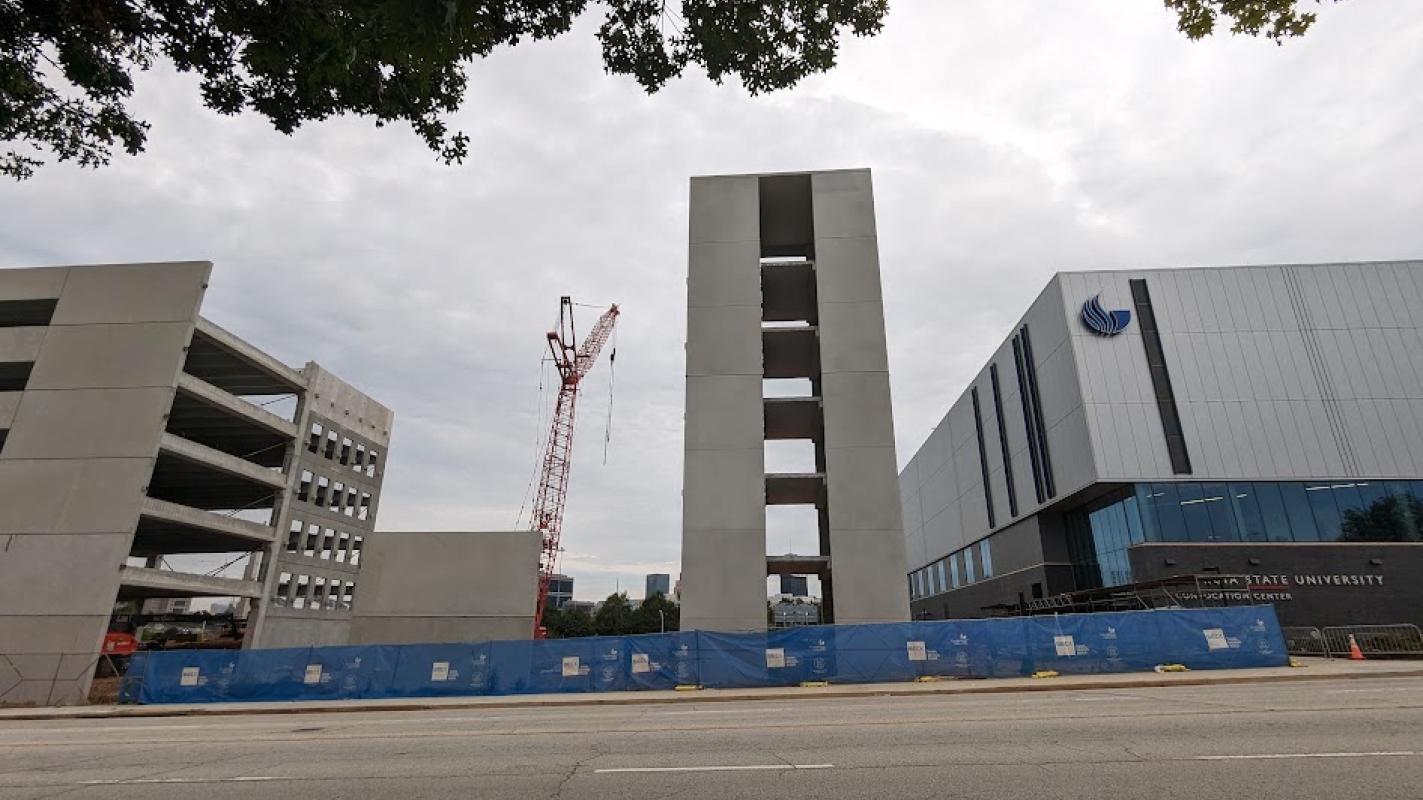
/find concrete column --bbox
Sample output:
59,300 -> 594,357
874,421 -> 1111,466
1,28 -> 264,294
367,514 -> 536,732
812,171 -> 910,623
680,175 -> 768,632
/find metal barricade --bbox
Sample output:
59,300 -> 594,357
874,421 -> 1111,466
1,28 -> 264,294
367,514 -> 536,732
1281,626 -> 1327,656
1321,624 -> 1423,658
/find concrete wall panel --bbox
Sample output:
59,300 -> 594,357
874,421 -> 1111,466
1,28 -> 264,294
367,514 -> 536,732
258,617 -> 352,649
820,371 -> 895,449
354,531 -> 538,619
816,301 -> 890,373
810,170 -> 876,239
0,266 -> 68,301
688,176 -> 759,245
49,262 -> 208,325
685,305 -> 763,376
350,616 -> 532,646
679,530 -> 767,632
0,458 -> 150,534
0,391 -> 18,428
27,323 -> 190,390
813,236 -> 882,303
683,448 -> 766,532
3,388 -> 171,459
0,533 -> 129,613
0,327 -> 45,363
827,532 -> 909,623
685,376 -> 764,450
825,446 -> 903,531
689,241 -> 762,308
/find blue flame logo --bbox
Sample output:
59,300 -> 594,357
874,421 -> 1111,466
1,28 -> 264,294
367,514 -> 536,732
1081,293 -> 1131,336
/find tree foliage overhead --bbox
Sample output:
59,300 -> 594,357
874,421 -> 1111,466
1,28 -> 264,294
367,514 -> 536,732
2,1 -> 1340,181
1164,0 -> 1335,42
1,0 -> 888,179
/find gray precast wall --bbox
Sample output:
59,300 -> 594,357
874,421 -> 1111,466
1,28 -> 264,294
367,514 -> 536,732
348,531 -> 540,644
680,169 -> 910,631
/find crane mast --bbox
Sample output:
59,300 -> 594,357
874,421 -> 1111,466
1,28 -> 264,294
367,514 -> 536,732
531,297 -> 619,637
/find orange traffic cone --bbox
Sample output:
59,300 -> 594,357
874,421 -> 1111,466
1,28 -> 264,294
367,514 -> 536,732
1348,634 -> 1366,661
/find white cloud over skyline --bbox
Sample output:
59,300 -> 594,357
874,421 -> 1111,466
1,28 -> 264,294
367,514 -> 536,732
3,1 -> 1421,600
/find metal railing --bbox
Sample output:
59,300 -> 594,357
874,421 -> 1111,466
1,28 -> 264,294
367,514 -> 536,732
1320,624 -> 1423,658
1281,626 -> 1327,656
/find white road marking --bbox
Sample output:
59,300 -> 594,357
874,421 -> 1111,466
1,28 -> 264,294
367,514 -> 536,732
1197,752 -> 1416,761
595,764 -> 833,774
80,776 -> 284,785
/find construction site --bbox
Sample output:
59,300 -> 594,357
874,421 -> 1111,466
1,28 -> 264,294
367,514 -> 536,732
4,169 -> 1421,708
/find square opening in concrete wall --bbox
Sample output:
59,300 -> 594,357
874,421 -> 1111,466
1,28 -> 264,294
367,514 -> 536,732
0,361 -> 34,391
766,505 -> 824,556
0,298 -> 57,327
758,174 -> 814,259
765,438 -> 819,475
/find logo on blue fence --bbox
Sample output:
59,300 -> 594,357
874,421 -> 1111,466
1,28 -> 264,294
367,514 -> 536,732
1081,293 -> 1131,336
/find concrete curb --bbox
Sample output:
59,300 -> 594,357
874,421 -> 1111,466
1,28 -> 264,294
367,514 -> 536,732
6,665 -> 1423,722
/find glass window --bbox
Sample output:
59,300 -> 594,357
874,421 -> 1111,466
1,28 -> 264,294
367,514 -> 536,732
1280,483 -> 1320,541
1331,482 -> 1366,540
979,540 -> 994,579
964,548 -> 977,583
1389,482 -> 1422,541
1176,483 -> 1213,542
950,554 -> 961,589
1123,494 -> 1145,545
913,570 -> 924,599
1252,482 -> 1293,542
1133,485 -> 1159,541
1200,482 -> 1238,542
936,560 -> 947,593
1230,483 -> 1266,542
1304,483 -> 1343,541
1149,483 -> 1188,542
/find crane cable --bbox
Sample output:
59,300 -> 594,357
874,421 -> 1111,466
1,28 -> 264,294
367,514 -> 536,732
602,325 -> 618,466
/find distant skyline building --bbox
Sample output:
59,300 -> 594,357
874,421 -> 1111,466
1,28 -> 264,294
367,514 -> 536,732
645,573 -> 671,598
547,574 -> 574,610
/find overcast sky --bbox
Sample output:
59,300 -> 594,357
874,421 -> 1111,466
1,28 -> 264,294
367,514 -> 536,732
4,2 -> 1421,601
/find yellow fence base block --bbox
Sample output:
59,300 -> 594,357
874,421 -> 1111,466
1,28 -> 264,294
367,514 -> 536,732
1289,657 -> 1308,668
1031,670 -> 1060,679
915,675 -> 944,683
1153,664 -> 1190,673
674,685 -> 703,691
799,681 -> 831,688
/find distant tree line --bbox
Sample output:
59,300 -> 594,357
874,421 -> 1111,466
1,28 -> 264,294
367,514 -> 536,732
542,591 -> 680,638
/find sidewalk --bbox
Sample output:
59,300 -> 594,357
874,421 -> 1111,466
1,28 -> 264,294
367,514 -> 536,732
3,658 -> 1419,722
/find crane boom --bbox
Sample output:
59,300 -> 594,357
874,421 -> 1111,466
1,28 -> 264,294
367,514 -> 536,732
531,297 -> 619,637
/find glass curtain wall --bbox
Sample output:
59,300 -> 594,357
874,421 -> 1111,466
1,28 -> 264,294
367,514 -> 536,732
1070,480 -> 1423,589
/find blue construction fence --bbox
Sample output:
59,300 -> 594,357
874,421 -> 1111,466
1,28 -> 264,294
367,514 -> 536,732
119,605 -> 1288,704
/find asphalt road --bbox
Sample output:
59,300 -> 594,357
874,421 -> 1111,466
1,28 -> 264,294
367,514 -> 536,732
1,676 -> 1421,799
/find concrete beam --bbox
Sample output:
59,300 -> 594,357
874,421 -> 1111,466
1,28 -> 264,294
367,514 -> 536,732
766,554 -> 830,575
765,472 -> 825,506
136,495 -> 276,553
764,396 -> 821,440
191,317 -> 305,394
176,372 -> 299,439
157,431 -> 287,490
117,564 -> 262,599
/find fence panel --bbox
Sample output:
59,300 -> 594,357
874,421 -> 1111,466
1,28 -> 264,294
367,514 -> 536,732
1321,625 -> 1423,658
123,606 -> 1290,704
1280,627 -> 1326,657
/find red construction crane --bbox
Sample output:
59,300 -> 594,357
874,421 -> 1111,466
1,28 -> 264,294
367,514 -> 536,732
530,297 -> 620,638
